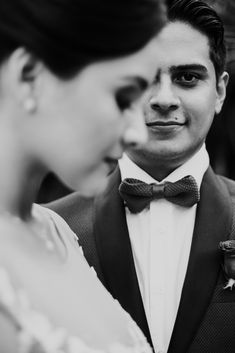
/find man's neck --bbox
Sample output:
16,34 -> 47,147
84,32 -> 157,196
125,146 -> 206,182
125,154 -> 185,182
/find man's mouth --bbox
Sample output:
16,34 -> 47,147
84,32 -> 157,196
145,119 -> 186,135
146,120 -> 185,127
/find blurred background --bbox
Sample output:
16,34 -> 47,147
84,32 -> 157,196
205,0 -> 235,178
37,0 -> 235,203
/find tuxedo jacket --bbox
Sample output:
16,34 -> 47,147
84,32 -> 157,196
48,167 -> 235,353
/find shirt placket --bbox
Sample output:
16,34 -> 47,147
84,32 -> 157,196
149,201 -> 167,353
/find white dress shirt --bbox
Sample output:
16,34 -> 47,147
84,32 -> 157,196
118,144 -> 209,353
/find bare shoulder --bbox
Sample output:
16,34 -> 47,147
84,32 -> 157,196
0,310 -> 18,353
0,216 -> 34,271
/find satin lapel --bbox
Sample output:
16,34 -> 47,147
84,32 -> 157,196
94,167 -> 152,346
168,167 -> 233,353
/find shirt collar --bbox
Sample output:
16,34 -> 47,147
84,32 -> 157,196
119,144 -> 209,190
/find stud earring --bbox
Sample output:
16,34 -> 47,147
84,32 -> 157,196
24,98 -> 36,113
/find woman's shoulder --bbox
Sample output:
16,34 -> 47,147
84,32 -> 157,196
33,203 -> 70,225
0,266 -> 152,353
0,266 -> 96,353
33,203 -> 78,240
0,215 -> 30,263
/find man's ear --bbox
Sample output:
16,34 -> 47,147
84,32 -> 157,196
215,71 -> 229,115
7,47 -> 42,113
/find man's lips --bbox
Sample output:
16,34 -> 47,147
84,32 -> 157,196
146,120 -> 185,127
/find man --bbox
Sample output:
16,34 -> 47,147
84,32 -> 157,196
48,1 -> 235,352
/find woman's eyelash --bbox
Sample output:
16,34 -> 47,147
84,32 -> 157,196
115,87 -> 140,110
116,93 -> 131,110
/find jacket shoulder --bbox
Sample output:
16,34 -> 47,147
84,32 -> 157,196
45,192 -> 94,228
217,174 -> 235,199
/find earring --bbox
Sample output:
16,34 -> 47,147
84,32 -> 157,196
24,98 -> 36,113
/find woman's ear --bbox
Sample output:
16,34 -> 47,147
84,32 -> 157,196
7,47 -> 42,114
215,71 -> 229,115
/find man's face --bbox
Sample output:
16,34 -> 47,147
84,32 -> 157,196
127,21 -> 228,173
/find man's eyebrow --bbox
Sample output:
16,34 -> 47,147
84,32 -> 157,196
170,64 -> 208,73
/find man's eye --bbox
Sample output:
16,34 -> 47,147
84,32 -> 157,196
174,73 -> 200,85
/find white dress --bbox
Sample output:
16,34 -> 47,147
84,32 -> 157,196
0,204 -> 152,353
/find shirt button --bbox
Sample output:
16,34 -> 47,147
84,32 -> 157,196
153,287 -> 164,295
157,226 -> 165,234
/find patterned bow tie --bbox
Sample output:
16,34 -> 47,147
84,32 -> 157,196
119,175 -> 200,214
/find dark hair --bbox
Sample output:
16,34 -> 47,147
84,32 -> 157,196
0,0 -> 166,79
168,0 -> 226,80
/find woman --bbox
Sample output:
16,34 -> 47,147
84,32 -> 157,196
0,0 -> 166,352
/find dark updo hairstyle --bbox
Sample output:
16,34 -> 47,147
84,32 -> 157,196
0,0 -> 166,79
168,0 -> 226,81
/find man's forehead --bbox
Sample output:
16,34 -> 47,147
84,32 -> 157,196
156,21 -> 210,56
159,20 -> 207,42
153,22 -> 213,75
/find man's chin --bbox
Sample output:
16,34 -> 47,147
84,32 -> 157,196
128,144 -> 184,161
126,144 -> 196,176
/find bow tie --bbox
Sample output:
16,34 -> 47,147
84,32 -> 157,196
119,175 -> 200,214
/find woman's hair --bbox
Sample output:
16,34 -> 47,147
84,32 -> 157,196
0,0 -> 166,78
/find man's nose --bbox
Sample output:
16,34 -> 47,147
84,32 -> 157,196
149,79 -> 179,114
122,104 -> 148,149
